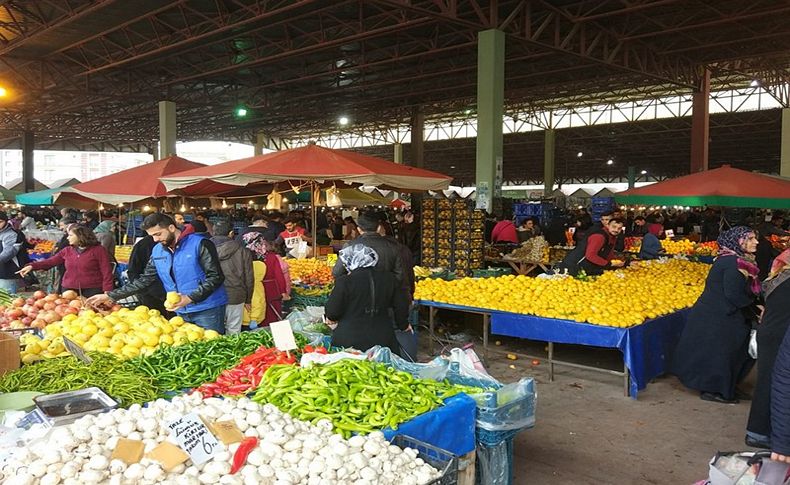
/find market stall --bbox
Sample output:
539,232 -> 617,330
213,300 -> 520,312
415,259 -> 709,398
159,143 -> 452,249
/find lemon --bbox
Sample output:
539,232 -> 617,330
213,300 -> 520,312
82,323 -> 98,337
22,354 -> 42,364
46,326 -> 62,338
99,327 -> 114,338
126,335 -> 144,349
139,346 -> 156,356
121,345 -> 140,358
62,314 -> 77,323
173,333 -> 189,345
113,322 -> 130,334
146,325 -> 162,337
169,316 -> 185,327
26,342 -> 42,354
148,309 -> 161,318
109,338 -> 124,351
72,333 -> 89,345
159,334 -> 174,346
142,333 -> 159,347
204,330 -> 220,340
158,323 -> 173,334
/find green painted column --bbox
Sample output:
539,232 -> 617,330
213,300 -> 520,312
475,29 -> 505,212
782,108 -> 790,177
543,129 -> 555,195
158,100 -> 177,160
393,142 -> 403,164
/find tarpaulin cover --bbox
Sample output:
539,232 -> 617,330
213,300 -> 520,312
382,393 -> 477,456
417,300 -> 688,399
491,310 -> 688,398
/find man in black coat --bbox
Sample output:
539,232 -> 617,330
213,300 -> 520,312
126,234 -> 169,316
332,211 -> 403,282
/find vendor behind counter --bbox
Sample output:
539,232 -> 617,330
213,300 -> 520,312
557,217 -> 626,276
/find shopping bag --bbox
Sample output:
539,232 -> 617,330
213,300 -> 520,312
749,329 -> 758,359
709,451 -> 790,485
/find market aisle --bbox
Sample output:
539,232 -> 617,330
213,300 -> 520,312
484,353 -> 751,484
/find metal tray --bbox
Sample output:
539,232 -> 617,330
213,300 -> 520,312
33,387 -> 118,425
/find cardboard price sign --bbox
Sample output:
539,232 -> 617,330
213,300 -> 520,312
270,320 -> 297,351
62,336 -> 92,363
166,413 -> 220,465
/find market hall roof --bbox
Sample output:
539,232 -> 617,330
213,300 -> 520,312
0,0 -> 787,166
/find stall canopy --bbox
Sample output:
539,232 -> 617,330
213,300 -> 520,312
57,156 -> 205,206
616,165 -> 790,209
160,144 -> 452,194
17,178 -> 81,206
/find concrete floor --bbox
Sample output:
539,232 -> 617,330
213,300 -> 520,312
422,313 -> 758,485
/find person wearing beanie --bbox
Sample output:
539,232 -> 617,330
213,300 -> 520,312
210,221 -> 254,334
638,223 -> 664,260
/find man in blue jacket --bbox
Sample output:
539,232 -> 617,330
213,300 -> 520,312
88,213 -> 228,333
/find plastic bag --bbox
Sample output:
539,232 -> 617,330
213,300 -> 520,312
476,439 -> 514,485
749,329 -> 758,359
286,307 -> 327,333
476,378 -> 537,432
288,240 -> 310,259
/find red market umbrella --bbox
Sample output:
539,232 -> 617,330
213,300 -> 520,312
616,165 -> 790,209
390,198 -> 410,209
159,144 -> 452,193
57,156 -> 206,206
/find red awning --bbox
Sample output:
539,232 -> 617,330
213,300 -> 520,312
57,156 -> 205,205
616,165 -> 790,208
160,144 -> 451,194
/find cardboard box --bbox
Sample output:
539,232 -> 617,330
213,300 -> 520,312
0,332 -> 20,376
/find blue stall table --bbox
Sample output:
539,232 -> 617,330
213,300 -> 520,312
382,393 -> 477,456
418,300 -> 688,399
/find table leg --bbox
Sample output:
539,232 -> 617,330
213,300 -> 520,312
624,362 -> 630,397
507,261 -> 522,275
428,306 -> 436,355
482,313 -> 490,359
457,451 -> 476,485
548,341 -> 555,382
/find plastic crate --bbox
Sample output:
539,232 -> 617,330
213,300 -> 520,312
472,268 -> 512,278
391,435 -> 458,485
289,291 -> 330,308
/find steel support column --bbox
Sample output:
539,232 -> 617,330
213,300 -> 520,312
410,107 -> 424,168
22,131 -> 34,193
781,108 -> 790,177
627,166 -> 636,189
158,100 -> 177,160
475,29 -> 505,212
543,129 -> 556,195
393,142 -> 403,164
690,70 -> 710,173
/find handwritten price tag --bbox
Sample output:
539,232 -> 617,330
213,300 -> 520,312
166,413 -> 219,465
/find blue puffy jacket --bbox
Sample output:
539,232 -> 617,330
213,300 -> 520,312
771,326 -> 790,455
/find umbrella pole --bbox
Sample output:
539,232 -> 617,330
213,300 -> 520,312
311,181 -> 318,255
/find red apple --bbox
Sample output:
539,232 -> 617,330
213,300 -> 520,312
43,302 -> 55,311
68,300 -> 82,309
32,290 -> 46,300
54,298 -> 66,306
42,312 -> 59,324
31,319 -> 46,329
21,317 -> 32,325
7,308 -> 23,319
63,307 -> 78,315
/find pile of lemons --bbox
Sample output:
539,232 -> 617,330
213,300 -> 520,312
19,305 -> 221,362
414,259 -> 710,328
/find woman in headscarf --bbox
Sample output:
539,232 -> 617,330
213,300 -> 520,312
746,249 -> 790,448
93,220 -> 116,258
242,232 -> 288,327
672,226 -> 760,404
324,244 -> 410,355
638,223 -> 664,260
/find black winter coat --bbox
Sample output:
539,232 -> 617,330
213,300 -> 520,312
771,305 -> 790,455
672,256 -> 756,400
325,267 -> 410,355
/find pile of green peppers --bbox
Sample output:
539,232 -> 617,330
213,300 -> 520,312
128,331 -> 307,391
252,359 -> 484,437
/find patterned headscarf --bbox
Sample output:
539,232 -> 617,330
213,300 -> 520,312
339,244 -> 379,272
717,226 -> 754,257
717,226 -> 760,294
243,232 -> 268,260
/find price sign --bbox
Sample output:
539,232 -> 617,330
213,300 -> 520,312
664,229 -> 675,239
270,320 -> 297,351
62,336 -> 92,363
166,413 -> 219,465
284,236 -> 301,249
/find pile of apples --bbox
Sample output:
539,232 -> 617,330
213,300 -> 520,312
0,290 -> 121,330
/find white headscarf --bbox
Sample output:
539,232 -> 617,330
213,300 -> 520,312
339,244 -> 379,272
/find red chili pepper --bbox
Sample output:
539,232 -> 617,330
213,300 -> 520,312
230,437 -> 259,474
303,345 -> 314,353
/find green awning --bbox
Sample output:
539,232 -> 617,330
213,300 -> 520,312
16,188 -> 65,206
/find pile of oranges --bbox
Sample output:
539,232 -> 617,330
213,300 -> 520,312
414,259 -> 710,328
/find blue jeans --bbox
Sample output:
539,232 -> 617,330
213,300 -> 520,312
180,305 -> 226,334
0,278 -> 18,294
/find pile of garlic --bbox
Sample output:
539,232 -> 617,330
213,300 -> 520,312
1,392 -> 443,485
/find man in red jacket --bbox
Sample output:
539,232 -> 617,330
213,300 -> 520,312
558,218 -> 626,276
